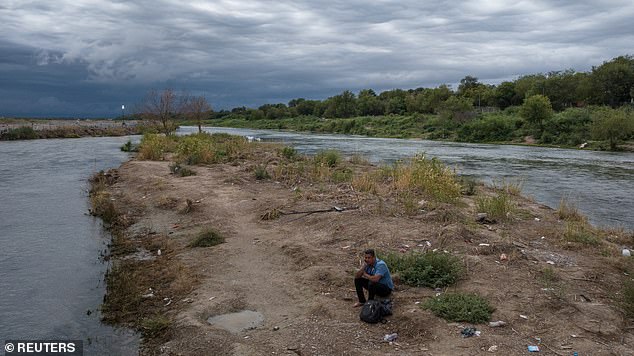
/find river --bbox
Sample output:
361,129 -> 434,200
0,137 -> 139,355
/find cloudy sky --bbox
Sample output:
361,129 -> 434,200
1,0 -> 632,117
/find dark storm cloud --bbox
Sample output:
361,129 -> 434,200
1,0 -> 632,116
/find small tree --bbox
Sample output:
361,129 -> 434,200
591,108 -> 634,150
520,94 -> 553,131
187,96 -> 212,133
139,89 -> 188,135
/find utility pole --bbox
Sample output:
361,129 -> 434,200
121,104 -> 126,126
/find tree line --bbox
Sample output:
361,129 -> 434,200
136,55 -> 634,150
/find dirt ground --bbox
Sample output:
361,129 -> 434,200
104,153 -> 634,356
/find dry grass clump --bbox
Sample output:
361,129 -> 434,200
189,228 -> 225,247
176,132 -> 252,164
475,192 -> 516,221
557,197 -> 587,222
352,172 -> 378,194
563,221 -> 600,246
138,134 -> 177,160
88,171 -> 120,225
492,178 -> 523,196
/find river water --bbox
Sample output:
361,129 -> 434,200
0,129 -> 631,355
181,126 -> 634,231
0,137 -> 139,355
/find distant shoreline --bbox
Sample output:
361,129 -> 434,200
0,119 -> 143,140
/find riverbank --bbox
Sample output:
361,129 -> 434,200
92,134 -> 634,355
189,112 -> 634,152
0,119 -> 143,140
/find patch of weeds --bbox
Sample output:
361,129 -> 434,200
423,292 -> 494,324
563,221 -> 599,245
88,171 -> 119,225
557,197 -> 586,222
280,146 -> 297,160
623,281 -> 634,318
141,315 -> 171,338
189,229 -> 225,247
381,251 -> 463,288
331,167 -> 353,183
458,175 -> 478,196
120,140 -> 137,152
254,164 -> 271,180
352,172 -> 378,194
1,126 -> 39,140
476,192 -> 515,221
260,208 -> 281,220
539,266 -> 559,286
349,153 -> 370,165
169,162 -> 196,177
137,133 -> 176,160
385,154 -> 462,204
314,149 -> 341,167
493,178 -> 523,195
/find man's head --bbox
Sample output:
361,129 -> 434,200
363,248 -> 376,266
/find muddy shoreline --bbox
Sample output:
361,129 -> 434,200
93,140 -> 634,355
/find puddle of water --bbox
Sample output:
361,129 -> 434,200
207,310 -> 264,333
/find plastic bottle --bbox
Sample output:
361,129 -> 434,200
383,333 -> 398,342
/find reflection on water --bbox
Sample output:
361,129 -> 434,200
180,126 -> 634,230
0,137 -> 139,355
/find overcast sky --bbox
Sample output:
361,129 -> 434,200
1,0 -> 632,117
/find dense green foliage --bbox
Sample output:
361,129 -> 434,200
424,293 -> 494,324
381,251 -> 463,288
175,55 -> 634,150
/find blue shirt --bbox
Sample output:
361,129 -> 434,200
364,258 -> 394,290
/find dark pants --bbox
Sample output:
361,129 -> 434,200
354,277 -> 391,303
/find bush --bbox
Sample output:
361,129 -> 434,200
563,221 -> 599,245
381,251 -> 463,288
254,164 -> 270,180
424,293 -> 494,324
138,134 -> 175,160
557,197 -> 586,222
385,154 -> 462,203
458,176 -> 478,195
169,162 -> 196,177
1,126 -> 39,140
314,150 -> 341,167
189,229 -> 225,248
280,146 -> 297,160
457,114 -> 518,142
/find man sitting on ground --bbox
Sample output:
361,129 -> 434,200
353,248 -> 394,307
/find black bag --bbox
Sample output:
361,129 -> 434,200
360,299 -> 393,323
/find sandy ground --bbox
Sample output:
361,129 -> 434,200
104,155 -> 634,356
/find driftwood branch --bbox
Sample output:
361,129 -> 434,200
280,206 -> 359,215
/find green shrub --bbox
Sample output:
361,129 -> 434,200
457,114 -> 517,142
476,192 -> 515,221
381,251 -> 463,288
424,293 -> 494,324
141,315 -> 171,338
120,140 -> 134,152
189,229 -> 225,247
331,167 -> 353,183
280,146 -> 297,160
1,126 -> 39,140
254,164 -> 270,180
169,162 -> 196,177
563,221 -> 599,245
314,150 -> 341,167
138,133 -> 175,160
458,176 -> 478,196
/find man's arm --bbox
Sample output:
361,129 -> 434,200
355,264 -> 366,278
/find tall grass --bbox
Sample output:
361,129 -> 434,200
137,133 -> 176,160
382,154 -> 462,203
563,221 -> 599,245
557,197 -> 586,222
475,192 -> 515,221
314,150 -> 341,167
